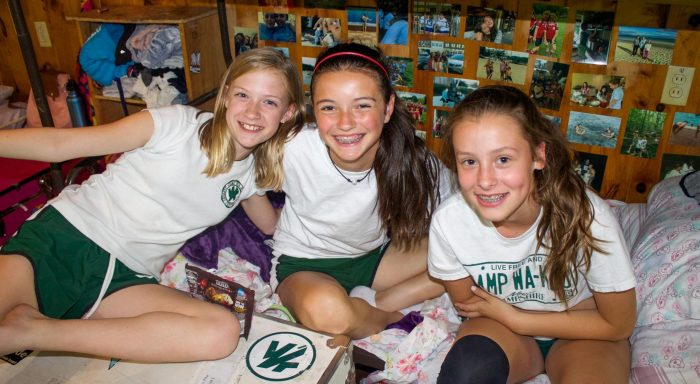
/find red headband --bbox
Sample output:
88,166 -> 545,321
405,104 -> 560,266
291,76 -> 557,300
313,51 -> 389,78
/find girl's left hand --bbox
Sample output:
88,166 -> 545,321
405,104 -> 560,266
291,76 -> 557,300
454,285 -> 517,326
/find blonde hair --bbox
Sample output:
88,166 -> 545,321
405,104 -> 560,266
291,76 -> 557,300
199,48 -> 305,190
442,86 -> 605,305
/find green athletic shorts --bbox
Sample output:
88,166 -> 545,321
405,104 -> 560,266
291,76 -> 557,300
536,338 -> 558,360
274,244 -> 388,294
0,206 -> 158,319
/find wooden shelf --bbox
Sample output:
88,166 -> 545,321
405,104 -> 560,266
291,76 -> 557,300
67,6 -> 226,124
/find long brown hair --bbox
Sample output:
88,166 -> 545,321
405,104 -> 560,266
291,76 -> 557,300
442,85 -> 605,304
199,48 -> 305,190
310,43 -> 442,249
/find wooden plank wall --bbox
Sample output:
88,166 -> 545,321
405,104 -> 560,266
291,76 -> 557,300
1,0 -> 699,202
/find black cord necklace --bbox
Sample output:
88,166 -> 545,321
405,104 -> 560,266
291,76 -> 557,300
328,149 -> 373,185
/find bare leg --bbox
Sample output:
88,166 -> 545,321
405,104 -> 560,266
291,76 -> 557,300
546,338 -> 630,383
277,272 -> 402,339
0,255 -> 38,317
0,254 -> 240,363
372,238 -> 445,311
0,255 -> 39,355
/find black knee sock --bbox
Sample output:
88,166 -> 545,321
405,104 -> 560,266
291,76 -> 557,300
436,335 -> 510,384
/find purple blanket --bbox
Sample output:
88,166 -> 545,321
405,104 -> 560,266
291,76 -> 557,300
179,192 -> 284,282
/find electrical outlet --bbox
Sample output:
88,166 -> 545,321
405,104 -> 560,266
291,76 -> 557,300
34,21 -> 52,47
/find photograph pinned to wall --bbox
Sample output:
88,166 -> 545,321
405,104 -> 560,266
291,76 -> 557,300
347,8 -> 377,46
544,114 -> 562,129
378,1 -> 409,45
387,56 -> 414,88
530,59 -> 569,111
526,3 -> 569,58
476,47 -> 529,85
614,26 -> 677,65
572,10 -> 615,65
304,0 -> 344,9
258,12 -> 297,42
301,57 -> 316,86
412,2 -> 461,37
417,40 -> 464,75
566,111 -> 621,148
620,108 -> 667,159
433,76 -> 479,108
396,91 -> 428,126
569,73 -> 626,110
301,16 -> 341,47
573,151 -> 607,192
464,6 -> 517,45
670,112 -> 700,148
661,66 -> 695,106
233,27 -> 259,57
433,109 -> 450,138
660,153 -> 699,180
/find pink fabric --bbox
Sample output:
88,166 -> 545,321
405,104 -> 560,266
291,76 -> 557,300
26,73 -> 72,128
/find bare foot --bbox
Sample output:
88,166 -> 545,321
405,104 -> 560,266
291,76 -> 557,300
0,304 -> 45,355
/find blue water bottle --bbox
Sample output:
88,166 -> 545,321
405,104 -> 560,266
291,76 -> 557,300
65,80 -> 89,127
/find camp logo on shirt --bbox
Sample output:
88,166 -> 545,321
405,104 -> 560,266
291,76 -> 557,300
246,331 -> 316,381
221,180 -> 243,208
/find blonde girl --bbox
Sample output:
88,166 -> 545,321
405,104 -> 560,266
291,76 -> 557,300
0,48 -> 304,363
271,43 -> 450,339
430,85 -> 636,383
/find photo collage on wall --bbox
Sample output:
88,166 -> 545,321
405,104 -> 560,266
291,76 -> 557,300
241,1 -> 697,177
464,6 -> 517,45
417,40 -> 464,75
387,56 -> 414,88
476,47 -> 529,85
573,151 -> 608,192
572,10 -> 615,65
526,4 -> 569,59
660,154 -> 699,180
530,59 -> 569,111
301,16 -> 341,48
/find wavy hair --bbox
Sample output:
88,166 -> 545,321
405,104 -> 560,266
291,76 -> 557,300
310,43 -> 442,249
441,85 -> 605,304
199,48 -> 305,190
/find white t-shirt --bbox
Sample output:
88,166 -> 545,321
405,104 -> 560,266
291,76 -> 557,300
273,124 -> 453,259
52,105 -> 263,278
428,190 -> 636,312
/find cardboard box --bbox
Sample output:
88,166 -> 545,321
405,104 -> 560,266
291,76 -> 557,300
0,313 -> 353,384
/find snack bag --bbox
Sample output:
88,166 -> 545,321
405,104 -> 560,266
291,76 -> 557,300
185,264 -> 254,338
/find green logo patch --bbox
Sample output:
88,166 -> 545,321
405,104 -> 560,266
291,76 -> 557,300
221,180 -> 243,208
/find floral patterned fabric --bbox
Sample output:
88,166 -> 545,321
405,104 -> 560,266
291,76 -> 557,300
624,177 -> 700,382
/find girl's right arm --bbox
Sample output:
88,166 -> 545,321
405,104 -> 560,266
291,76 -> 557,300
0,110 -> 154,162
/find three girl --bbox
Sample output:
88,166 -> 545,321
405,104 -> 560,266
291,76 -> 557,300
0,48 -> 304,362
272,43 -> 450,339
430,86 -> 636,382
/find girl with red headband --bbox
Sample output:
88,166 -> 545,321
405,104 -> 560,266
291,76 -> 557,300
270,43 -> 451,338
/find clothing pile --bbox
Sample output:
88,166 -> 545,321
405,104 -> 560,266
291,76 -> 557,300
79,23 -> 187,108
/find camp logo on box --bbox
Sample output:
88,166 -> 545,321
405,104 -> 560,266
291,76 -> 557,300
246,332 -> 317,381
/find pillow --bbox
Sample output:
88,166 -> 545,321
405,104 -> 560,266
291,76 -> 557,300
607,199 -> 648,249
631,176 -> 699,327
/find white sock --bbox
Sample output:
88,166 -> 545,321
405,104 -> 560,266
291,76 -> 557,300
349,285 -> 377,307
350,285 -> 423,315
